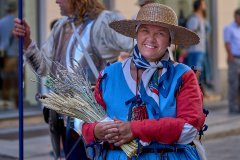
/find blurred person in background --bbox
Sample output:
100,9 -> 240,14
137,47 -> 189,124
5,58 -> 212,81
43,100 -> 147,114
178,9 -> 187,28
0,2 -> 18,109
39,18 -> 66,159
13,0 -> 133,159
224,8 -> 240,114
185,0 -> 211,90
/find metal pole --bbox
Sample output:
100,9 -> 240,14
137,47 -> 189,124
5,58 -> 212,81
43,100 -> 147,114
18,0 -> 24,159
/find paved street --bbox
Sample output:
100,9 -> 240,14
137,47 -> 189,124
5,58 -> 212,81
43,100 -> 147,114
202,103 -> 240,160
205,135 -> 240,160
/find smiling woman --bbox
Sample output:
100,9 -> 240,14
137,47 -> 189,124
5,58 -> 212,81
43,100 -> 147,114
82,3 -> 206,160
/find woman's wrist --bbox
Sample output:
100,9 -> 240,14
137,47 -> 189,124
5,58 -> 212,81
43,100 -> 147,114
24,38 -> 32,50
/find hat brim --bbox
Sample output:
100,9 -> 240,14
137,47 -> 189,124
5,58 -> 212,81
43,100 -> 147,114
109,20 -> 200,46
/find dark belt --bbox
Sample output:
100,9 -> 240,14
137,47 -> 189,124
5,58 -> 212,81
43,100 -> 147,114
141,148 -> 176,154
103,143 -> 120,150
104,142 -> 194,154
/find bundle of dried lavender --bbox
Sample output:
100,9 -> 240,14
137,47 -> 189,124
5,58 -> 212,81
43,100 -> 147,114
38,61 -> 138,158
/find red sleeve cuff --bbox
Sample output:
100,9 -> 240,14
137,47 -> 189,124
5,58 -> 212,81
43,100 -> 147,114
82,122 -> 98,144
130,118 -> 184,144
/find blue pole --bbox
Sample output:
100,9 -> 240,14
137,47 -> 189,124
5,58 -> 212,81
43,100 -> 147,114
18,0 -> 24,159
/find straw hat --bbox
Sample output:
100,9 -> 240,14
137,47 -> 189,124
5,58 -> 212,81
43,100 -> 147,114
109,3 -> 199,46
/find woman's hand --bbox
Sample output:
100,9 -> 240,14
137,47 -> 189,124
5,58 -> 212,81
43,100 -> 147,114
107,120 -> 134,146
94,120 -> 134,146
94,122 -> 118,141
12,18 -> 32,49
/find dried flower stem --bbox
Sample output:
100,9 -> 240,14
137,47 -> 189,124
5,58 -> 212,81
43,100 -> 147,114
37,61 -> 138,158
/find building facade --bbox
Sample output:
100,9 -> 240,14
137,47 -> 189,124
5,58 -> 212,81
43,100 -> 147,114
0,0 -> 240,110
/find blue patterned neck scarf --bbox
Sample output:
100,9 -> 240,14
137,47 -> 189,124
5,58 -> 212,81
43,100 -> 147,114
132,45 -> 174,117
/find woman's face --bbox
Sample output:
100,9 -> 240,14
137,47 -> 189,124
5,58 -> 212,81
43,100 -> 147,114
56,0 -> 74,16
136,24 -> 170,62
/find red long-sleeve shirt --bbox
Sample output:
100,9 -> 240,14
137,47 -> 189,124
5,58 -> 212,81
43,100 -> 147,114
82,70 -> 205,144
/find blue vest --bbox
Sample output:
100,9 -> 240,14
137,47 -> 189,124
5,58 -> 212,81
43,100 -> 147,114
102,62 -> 189,120
97,62 -> 200,160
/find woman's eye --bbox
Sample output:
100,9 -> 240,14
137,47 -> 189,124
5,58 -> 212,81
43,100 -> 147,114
157,32 -> 164,35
